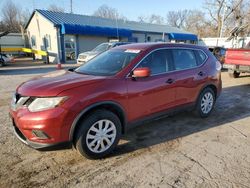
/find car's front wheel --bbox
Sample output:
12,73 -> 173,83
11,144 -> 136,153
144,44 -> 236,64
0,59 -> 5,67
195,87 -> 215,118
75,109 -> 121,159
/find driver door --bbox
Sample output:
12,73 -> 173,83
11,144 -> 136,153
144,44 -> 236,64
126,49 -> 177,122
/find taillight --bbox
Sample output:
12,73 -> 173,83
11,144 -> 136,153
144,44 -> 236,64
216,61 -> 222,71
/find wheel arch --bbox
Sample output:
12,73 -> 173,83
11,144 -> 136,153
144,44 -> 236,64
197,84 -> 218,103
69,101 -> 127,143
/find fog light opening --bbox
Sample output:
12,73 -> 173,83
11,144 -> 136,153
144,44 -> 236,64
32,130 -> 50,139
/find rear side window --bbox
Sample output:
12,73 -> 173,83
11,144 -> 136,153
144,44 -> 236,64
138,49 -> 174,75
195,50 -> 207,65
172,49 -> 197,70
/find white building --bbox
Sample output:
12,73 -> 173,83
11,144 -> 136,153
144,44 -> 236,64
199,37 -> 250,48
25,9 -> 198,63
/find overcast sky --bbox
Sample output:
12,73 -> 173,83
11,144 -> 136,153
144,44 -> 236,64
0,0 -> 204,21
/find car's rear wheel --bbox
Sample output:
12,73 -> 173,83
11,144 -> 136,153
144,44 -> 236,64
229,71 -> 240,78
75,109 -> 121,159
195,87 -> 215,118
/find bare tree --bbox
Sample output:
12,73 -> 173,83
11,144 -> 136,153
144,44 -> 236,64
148,14 -> 164,24
1,0 -> 21,32
93,4 -> 127,20
0,0 -> 31,32
48,4 -> 65,12
185,10 -> 212,37
137,14 -> 164,24
19,8 -> 31,28
204,0 -> 244,37
137,15 -> 147,23
166,10 -> 189,28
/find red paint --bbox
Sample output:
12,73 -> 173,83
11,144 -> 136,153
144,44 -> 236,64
225,48 -> 250,66
9,43 -> 222,147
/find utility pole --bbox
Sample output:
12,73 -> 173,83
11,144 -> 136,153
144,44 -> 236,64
70,0 -> 73,13
220,0 -> 227,38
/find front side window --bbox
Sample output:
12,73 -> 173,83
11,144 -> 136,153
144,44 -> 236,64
172,49 -> 197,70
75,49 -> 139,76
137,49 -> 173,75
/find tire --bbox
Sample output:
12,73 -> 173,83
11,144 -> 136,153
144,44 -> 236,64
75,109 -> 121,159
0,59 -> 5,67
70,52 -> 75,60
229,71 -> 240,78
194,87 -> 215,118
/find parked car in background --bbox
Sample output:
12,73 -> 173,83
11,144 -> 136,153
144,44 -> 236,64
10,43 -> 222,159
65,42 -> 76,61
224,48 -> 250,78
77,42 -> 131,64
209,46 -> 226,65
0,54 -> 14,66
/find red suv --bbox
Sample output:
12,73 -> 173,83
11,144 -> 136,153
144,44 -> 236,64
10,43 -> 222,159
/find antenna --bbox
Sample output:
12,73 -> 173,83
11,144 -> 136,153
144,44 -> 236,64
70,0 -> 73,13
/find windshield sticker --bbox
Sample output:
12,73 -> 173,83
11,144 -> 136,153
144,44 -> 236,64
125,49 -> 141,53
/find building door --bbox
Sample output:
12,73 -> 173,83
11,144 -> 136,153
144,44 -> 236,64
64,35 -> 76,63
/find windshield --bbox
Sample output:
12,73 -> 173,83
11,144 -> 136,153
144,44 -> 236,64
75,49 -> 140,76
92,43 -> 111,52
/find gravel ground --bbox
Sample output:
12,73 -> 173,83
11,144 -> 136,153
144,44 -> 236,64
0,63 -> 250,188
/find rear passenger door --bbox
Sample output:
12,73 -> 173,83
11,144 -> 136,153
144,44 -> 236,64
171,49 -> 208,106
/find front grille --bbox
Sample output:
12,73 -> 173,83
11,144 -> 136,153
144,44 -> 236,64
15,93 -> 21,103
11,93 -> 30,111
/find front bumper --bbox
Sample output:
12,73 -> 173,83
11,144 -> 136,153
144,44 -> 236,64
9,106 -> 73,151
11,120 -> 71,151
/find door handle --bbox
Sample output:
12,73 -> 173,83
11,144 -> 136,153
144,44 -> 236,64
198,71 -> 204,76
166,78 -> 174,84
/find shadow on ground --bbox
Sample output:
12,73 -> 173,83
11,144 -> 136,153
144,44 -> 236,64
111,84 -> 250,157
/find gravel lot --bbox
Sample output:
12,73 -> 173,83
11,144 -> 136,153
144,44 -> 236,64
0,62 -> 250,188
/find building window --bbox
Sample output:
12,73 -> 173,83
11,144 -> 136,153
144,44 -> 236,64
31,35 -> 36,47
147,36 -> 151,42
44,34 -> 51,50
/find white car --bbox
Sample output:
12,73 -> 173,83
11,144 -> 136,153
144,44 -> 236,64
77,42 -> 131,65
0,54 -> 14,66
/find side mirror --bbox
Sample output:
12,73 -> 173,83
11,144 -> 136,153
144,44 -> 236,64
132,67 -> 151,78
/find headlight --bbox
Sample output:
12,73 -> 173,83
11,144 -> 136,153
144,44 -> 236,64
86,55 -> 95,61
28,97 -> 68,112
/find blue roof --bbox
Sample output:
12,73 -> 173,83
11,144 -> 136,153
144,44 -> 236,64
26,9 -> 197,40
168,33 -> 198,41
61,24 -> 132,37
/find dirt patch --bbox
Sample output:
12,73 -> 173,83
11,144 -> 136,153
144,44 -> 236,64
0,69 -> 250,187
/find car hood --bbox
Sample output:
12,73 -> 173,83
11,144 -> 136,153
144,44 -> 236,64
17,70 -> 106,96
79,51 -> 99,56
